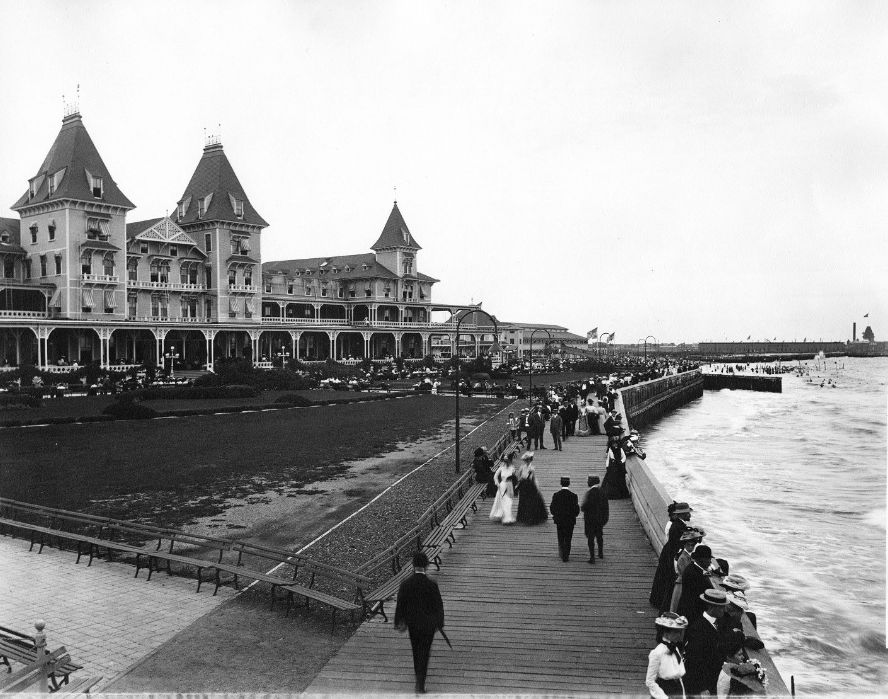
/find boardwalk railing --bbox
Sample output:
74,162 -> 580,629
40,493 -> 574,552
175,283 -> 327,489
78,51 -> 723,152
624,451 -> 789,695
619,370 -> 703,428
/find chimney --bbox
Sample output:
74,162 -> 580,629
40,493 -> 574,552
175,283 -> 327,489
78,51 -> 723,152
853,322 -> 857,342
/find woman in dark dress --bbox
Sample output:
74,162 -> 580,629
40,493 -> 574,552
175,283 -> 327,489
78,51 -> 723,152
472,447 -> 497,498
649,502 -> 693,610
515,452 -> 548,525
602,433 -> 631,499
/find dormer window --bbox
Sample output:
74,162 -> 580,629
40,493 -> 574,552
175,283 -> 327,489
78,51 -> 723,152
197,193 -> 213,219
91,175 -> 103,198
344,265 -> 351,272
0,232 -> 9,244
177,197 -> 192,221
29,180 -> 38,199
229,194 -> 244,220
362,264 -> 369,271
287,282 -> 294,294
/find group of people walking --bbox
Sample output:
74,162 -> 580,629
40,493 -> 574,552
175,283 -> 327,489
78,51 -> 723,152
645,502 -> 767,698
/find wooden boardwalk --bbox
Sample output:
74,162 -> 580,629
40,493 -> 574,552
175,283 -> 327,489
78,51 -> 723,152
305,433 -> 660,695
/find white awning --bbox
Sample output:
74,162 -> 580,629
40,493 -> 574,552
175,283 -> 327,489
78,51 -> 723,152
48,289 -> 61,307
104,290 -> 117,309
81,289 -> 95,308
229,296 -> 241,312
246,297 -> 256,314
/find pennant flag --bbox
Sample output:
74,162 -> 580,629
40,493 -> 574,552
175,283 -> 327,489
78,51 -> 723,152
864,313 -> 869,317
609,333 -> 616,343
586,328 -> 598,340
803,337 -> 806,342
773,336 -> 777,340
746,335 -> 751,340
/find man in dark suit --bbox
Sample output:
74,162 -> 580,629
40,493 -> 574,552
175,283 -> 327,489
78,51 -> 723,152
684,589 -> 730,695
676,544 -> 716,623
549,477 -> 579,562
529,406 -> 546,449
580,475 -> 609,562
394,551 -> 445,694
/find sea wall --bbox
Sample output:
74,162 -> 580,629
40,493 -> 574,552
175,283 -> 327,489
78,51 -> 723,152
703,374 -> 782,392
619,370 -> 704,429
624,451 -> 790,694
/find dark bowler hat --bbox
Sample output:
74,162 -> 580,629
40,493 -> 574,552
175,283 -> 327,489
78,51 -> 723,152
412,551 -> 430,569
691,544 -> 713,560
560,477 -> 571,486
588,475 -> 600,486
699,589 -> 729,606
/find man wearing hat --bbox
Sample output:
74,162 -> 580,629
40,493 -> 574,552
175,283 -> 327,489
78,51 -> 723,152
719,590 -> 765,651
394,551 -> 446,694
580,475 -> 609,563
517,408 -> 530,447
549,477 -> 580,562
549,408 -> 563,451
684,589 -> 730,696
676,544 -> 717,623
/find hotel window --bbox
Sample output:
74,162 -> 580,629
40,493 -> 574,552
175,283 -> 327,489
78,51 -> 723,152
48,168 -> 65,195
48,223 -> 55,241
169,245 -> 178,257
159,263 -> 169,284
205,266 -> 212,288
244,267 -> 253,287
150,262 -> 160,283
205,299 -> 213,318
337,285 -> 344,298
205,233 -> 212,252
91,175 -> 103,198
103,254 -> 115,277
151,295 -> 160,318
287,281 -> 294,295
349,284 -> 356,298
197,193 -> 212,219
383,284 -> 391,298
265,283 -> 272,293
3,259 -> 13,279
30,224 -> 37,244
321,283 -> 328,297
140,243 -> 149,254
81,252 -> 92,275
180,265 -> 190,285
29,179 -> 38,199
159,295 -> 168,318
229,195 -> 244,219
230,237 -> 241,255
365,282 -> 372,298
24,259 -> 32,280
188,265 -> 199,285
128,295 -> 137,318
403,258 -> 413,275
40,255 -> 47,277
127,259 -> 138,281
228,269 -> 237,287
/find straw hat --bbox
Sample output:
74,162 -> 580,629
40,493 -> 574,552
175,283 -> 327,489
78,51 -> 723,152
521,451 -> 535,461
722,574 -> 750,592
726,590 -> 751,611
654,612 -> 689,629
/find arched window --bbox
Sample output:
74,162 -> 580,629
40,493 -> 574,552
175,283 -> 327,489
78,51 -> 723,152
103,253 -> 115,277
81,251 -> 92,275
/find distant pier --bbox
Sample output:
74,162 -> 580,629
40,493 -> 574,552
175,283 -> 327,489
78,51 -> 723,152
703,374 -> 782,393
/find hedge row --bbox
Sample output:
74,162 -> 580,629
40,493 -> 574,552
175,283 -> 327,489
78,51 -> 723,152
136,384 -> 259,401
0,391 -> 419,428
0,394 -> 42,409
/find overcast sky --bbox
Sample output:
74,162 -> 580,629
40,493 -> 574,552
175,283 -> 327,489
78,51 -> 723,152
1,0 -> 885,343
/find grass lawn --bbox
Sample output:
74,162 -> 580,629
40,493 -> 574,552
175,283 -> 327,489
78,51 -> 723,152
0,394 -> 509,529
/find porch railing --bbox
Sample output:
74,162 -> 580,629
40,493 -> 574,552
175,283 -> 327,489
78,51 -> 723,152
0,310 -> 47,318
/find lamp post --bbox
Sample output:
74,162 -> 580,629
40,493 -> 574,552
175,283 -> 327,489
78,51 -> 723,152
164,347 -> 180,378
276,348 -> 291,367
527,328 -> 553,406
644,335 -> 657,362
455,310 -> 499,474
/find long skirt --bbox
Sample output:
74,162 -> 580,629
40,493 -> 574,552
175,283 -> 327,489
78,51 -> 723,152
489,489 -> 515,524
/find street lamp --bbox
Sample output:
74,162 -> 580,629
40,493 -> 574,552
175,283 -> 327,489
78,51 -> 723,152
645,335 -> 657,361
276,348 -> 291,367
164,348 -> 180,378
455,309 -> 499,473
527,328 -> 553,406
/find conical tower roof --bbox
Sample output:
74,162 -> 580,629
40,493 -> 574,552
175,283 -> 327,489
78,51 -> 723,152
174,142 -> 268,227
371,202 -> 421,250
12,112 -> 134,210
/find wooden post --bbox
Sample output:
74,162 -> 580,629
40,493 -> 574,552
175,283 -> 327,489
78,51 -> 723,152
34,619 -> 48,694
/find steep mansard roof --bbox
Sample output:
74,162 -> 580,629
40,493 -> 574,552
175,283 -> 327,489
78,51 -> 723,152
263,252 -> 438,283
371,202 -> 421,251
174,143 -> 268,228
11,113 -> 134,211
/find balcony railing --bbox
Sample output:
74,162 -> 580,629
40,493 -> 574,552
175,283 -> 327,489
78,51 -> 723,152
129,280 -> 206,291
258,317 -> 473,330
128,316 -> 213,323
229,284 -> 259,293
261,317 -> 349,325
0,309 -> 48,318
81,274 -> 120,283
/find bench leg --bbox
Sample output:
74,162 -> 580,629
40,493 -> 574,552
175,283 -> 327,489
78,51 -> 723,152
284,590 -> 294,618
269,585 -> 278,611
28,531 -> 36,553
75,541 -> 84,565
1,655 -> 11,672
377,601 -> 388,623
147,556 -> 155,582
134,553 -> 143,578
196,567 -> 204,593
471,500 -> 478,512
433,554 -> 442,570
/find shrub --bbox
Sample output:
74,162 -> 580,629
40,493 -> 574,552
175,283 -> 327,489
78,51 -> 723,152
138,385 -> 259,400
102,395 -> 158,420
274,394 -> 316,408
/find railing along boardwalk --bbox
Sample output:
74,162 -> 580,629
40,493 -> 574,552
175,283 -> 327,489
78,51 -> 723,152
306,433 -> 660,694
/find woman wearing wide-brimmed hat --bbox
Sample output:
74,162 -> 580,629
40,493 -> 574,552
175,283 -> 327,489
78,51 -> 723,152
488,451 -> 517,524
650,502 -> 693,610
645,612 -> 689,699
515,451 -> 548,525
668,528 -> 706,613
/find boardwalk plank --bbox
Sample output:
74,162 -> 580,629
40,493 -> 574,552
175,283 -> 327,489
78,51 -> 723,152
305,430 -> 660,694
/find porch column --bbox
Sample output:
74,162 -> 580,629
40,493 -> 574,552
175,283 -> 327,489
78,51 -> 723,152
397,305 -> 405,323
421,333 -> 430,358
395,332 -> 403,358
327,331 -> 337,360
291,331 -> 301,360
249,330 -> 262,366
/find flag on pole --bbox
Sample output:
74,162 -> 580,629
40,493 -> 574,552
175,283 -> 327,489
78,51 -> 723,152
864,313 -> 869,317
746,335 -> 751,340
773,336 -> 777,340
803,337 -> 807,342
609,333 -> 615,343
586,328 -> 598,340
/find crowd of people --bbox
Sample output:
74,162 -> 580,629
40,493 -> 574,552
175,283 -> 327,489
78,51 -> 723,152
646,502 -> 768,698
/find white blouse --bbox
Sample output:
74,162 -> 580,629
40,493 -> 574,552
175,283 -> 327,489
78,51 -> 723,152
645,643 -> 686,699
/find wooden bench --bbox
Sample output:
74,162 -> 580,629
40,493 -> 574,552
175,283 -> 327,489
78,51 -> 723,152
361,563 -> 414,623
0,633 -> 83,692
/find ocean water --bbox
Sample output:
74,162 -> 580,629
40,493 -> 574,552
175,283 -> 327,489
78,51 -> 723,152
640,357 -> 887,696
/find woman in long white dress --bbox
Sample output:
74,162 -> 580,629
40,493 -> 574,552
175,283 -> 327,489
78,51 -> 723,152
488,454 -> 517,524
